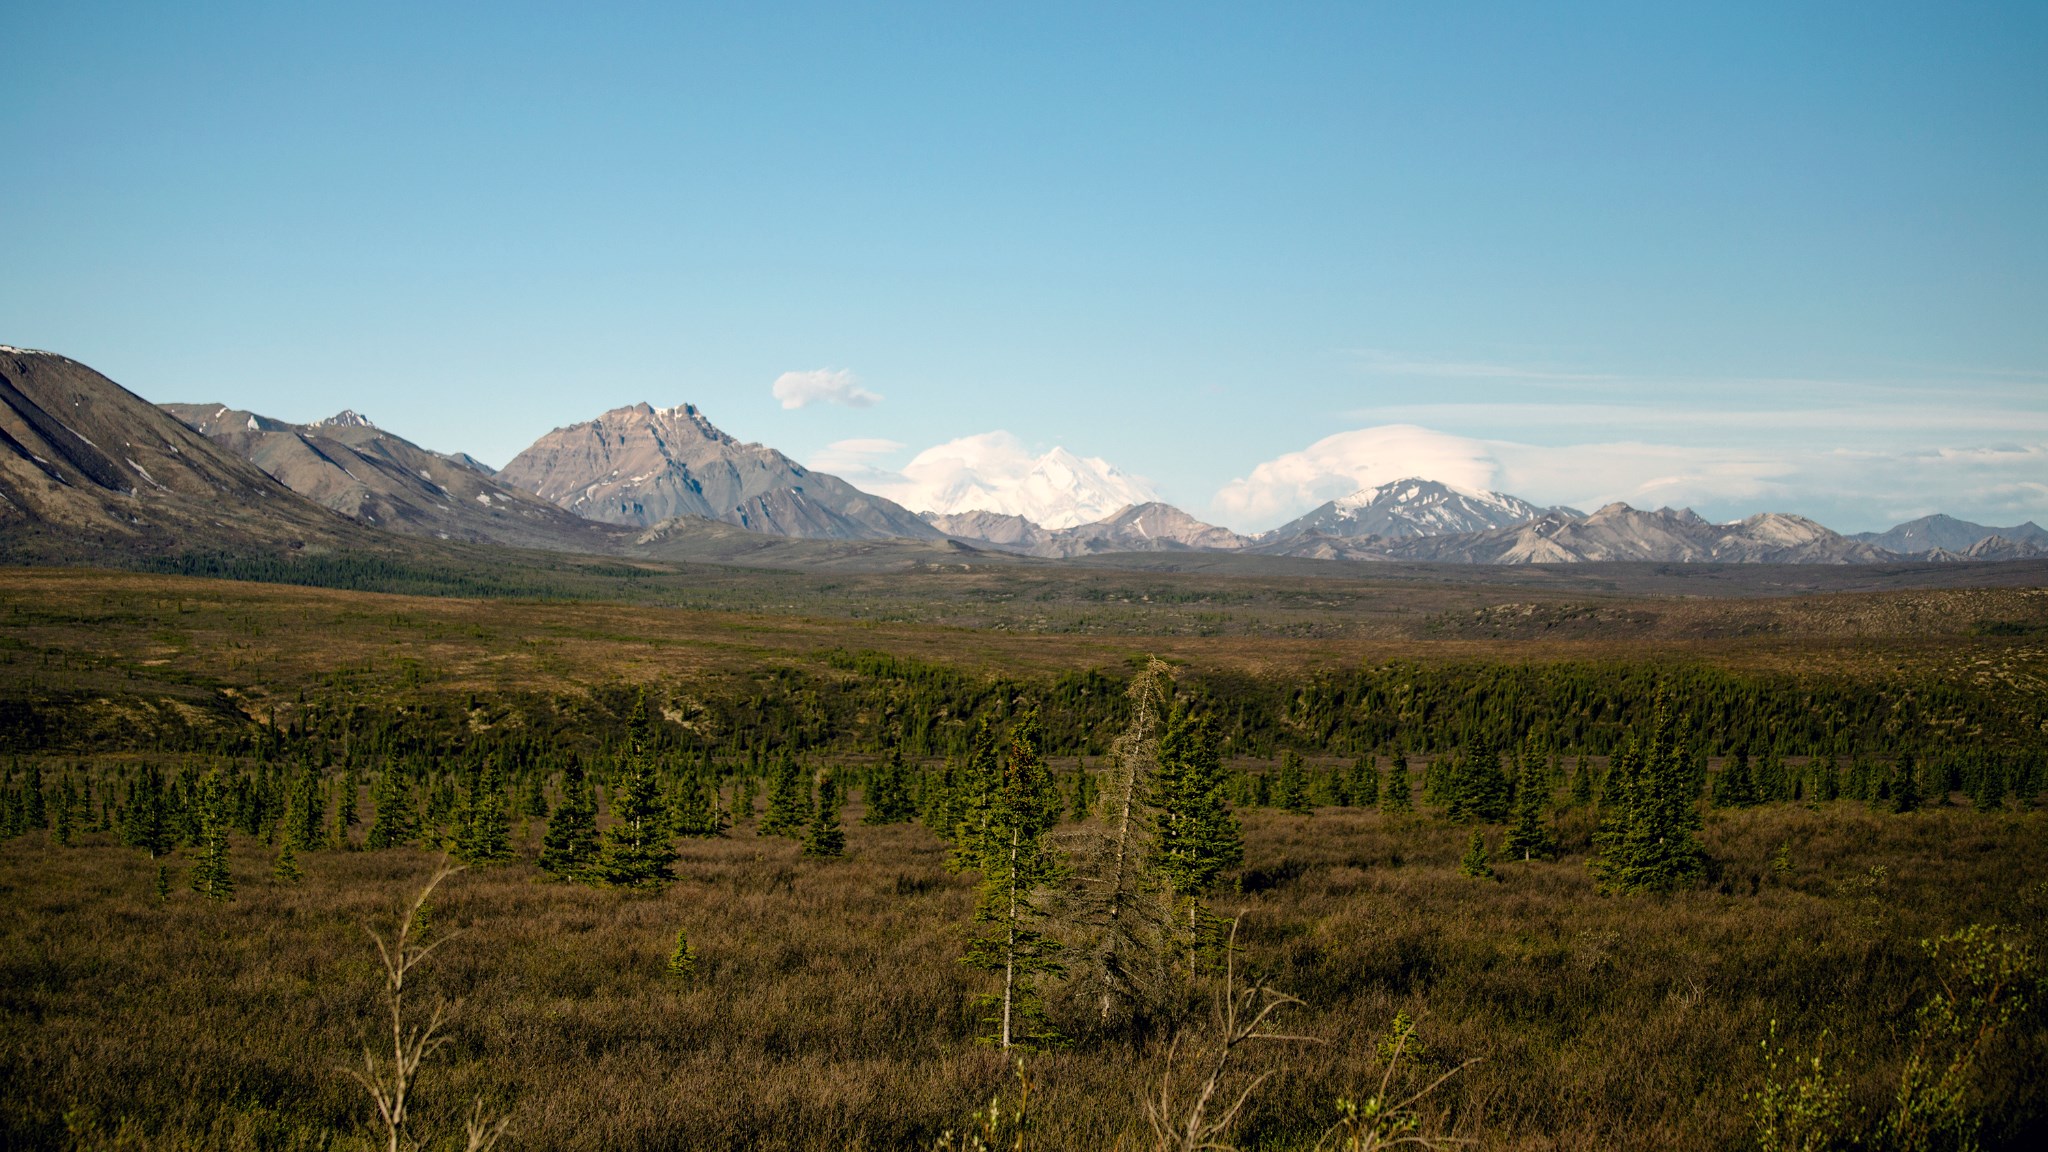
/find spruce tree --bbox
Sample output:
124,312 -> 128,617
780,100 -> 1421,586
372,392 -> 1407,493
365,768 -> 415,849
666,928 -> 698,983
862,747 -> 916,825
961,713 -> 1066,1050
121,766 -> 174,859
539,761 -> 599,881
1591,704 -> 1708,894
803,771 -> 846,858
592,759 -> 675,888
1714,748 -> 1760,808
1153,703 -> 1243,969
1500,761 -> 1559,862
1570,753 -> 1595,806
273,838 -> 302,884
1458,828 -> 1494,879
1383,751 -> 1413,813
666,759 -> 722,837
1352,754 -> 1381,808
188,770 -> 234,902
453,762 -> 512,865
732,772 -> 757,825
1276,750 -> 1312,815
950,719 -> 1005,865
1889,754 -> 1921,814
761,753 -> 807,838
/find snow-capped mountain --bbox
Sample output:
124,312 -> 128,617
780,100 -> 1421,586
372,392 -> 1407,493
928,502 -> 1249,558
1264,477 -> 1572,541
887,433 -> 1160,530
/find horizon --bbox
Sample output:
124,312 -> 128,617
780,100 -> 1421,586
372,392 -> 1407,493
4,4 -> 2045,534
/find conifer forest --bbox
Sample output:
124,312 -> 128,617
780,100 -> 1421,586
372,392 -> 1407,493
3,566 -> 2046,1150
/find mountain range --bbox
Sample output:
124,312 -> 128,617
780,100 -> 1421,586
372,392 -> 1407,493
3,347 -> 2044,570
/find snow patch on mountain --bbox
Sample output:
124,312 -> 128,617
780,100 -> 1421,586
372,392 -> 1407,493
1267,477 -> 1570,541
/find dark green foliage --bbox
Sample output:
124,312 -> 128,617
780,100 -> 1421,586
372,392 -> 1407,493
283,764 -> 324,851
1569,753 -> 1595,806
1591,705 -> 1708,895
365,768 -> 414,849
1458,828 -> 1493,878
539,761 -> 599,881
1350,754 -> 1380,808
120,766 -> 174,858
1153,703 -> 1242,897
948,720 -> 1003,870
1501,759 -> 1559,862
1889,754 -> 1921,814
1445,739 -> 1511,824
453,761 -> 513,866
732,772 -> 757,824
592,760 -> 675,888
862,748 -> 916,825
1383,751 -> 1413,813
187,770 -> 233,901
761,753 -> 807,838
666,760 -> 723,838
1066,760 -> 1097,821
1714,749 -> 1760,808
1275,750 -> 1312,814
804,772 -> 846,858
960,713 -> 1065,1050
272,838 -> 301,884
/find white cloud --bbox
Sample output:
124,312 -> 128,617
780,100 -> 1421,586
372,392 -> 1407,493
771,368 -> 881,409
817,430 -> 1159,529
1211,425 -> 1500,527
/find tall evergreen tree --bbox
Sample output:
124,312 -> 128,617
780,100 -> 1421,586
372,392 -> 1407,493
1275,750 -> 1312,814
1351,754 -> 1381,808
803,771 -> 846,858
1569,753 -> 1595,806
761,753 -> 808,838
862,747 -> 916,825
365,768 -> 415,850
948,719 -> 1004,869
539,761 -> 599,881
961,712 -> 1066,1050
187,770 -> 234,902
1713,748 -> 1760,808
666,757 -> 723,837
1889,754 -> 1921,814
1153,702 -> 1243,969
453,761 -> 512,865
1383,751 -> 1413,813
121,766 -> 174,859
592,758 -> 675,888
732,771 -> 757,825
1591,704 -> 1708,894
1501,760 -> 1559,862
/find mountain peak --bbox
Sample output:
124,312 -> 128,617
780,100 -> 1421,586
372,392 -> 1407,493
1272,476 -> 1568,541
309,409 -> 375,429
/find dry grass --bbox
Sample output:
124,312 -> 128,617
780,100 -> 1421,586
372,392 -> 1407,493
4,797 -> 2043,1151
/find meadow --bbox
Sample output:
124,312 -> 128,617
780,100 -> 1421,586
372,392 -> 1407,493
2,565 -> 2045,1150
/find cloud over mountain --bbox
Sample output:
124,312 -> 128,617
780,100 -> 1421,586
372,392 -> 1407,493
771,368 -> 880,409
812,430 -> 1160,530
1213,425 -> 1500,529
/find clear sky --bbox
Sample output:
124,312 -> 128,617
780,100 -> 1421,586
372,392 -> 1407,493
4,2 -> 2045,533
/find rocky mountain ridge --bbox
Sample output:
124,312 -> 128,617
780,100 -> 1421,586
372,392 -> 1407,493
161,402 -> 622,553
498,402 -> 938,541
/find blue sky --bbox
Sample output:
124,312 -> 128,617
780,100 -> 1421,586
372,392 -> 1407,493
4,2 -> 2045,532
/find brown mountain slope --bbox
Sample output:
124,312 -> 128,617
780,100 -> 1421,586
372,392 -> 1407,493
0,347 -> 371,561
499,402 -> 940,541
162,403 -> 627,554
